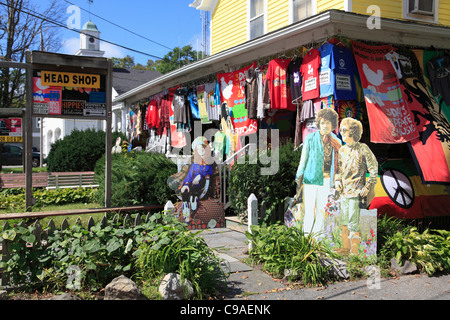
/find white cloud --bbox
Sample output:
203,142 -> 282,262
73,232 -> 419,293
60,37 -> 126,58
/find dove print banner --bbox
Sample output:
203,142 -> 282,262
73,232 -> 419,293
217,63 -> 258,136
352,41 -> 419,144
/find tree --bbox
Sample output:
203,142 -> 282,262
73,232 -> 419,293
156,45 -> 201,74
0,0 -> 64,109
111,45 -> 203,74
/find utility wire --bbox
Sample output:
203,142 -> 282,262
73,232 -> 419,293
63,0 -> 173,51
0,1 -> 164,60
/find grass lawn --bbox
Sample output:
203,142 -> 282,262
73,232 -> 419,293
1,167 -> 48,174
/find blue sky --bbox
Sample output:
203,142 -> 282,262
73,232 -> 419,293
42,0 -> 205,65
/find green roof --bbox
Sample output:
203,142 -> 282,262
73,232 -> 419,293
82,20 -> 99,32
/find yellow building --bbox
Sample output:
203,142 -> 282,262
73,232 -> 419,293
195,0 -> 449,55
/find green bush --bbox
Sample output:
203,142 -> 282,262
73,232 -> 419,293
0,187 -> 95,212
46,129 -> 126,172
229,140 -> 301,222
246,222 -> 334,286
94,151 -> 178,207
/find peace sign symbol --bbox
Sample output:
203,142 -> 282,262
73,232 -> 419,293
380,169 -> 415,209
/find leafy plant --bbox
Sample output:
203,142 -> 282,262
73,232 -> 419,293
229,140 -> 301,223
94,151 -> 177,207
246,222 -> 334,286
386,227 -> 450,276
134,216 -> 227,299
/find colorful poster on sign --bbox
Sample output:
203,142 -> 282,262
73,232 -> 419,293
33,76 -> 62,115
32,70 -> 106,118
217,63 -> 258,136
352,41 -> 419,144
0,118 -> 22,142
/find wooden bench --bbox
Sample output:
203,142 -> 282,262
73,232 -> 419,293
0,172 -> 48,189
46,172 -> 98,189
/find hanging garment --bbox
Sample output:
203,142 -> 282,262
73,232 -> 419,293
145,99 -> 159,129
173,88 -> 187,124
256,68 -> 265,119
188,88 -> 201,119
318,42 -> 335,98
205,82 -> 220,121
332,44 -> 357,101
426,54 -> 450,106
244,67 -> 259,119
265,58 -> 296,111
287,56 -> 303,103
301,48 -> 321,101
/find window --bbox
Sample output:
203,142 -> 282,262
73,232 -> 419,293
292,0 -> 313,23
403,0 -> 439,23
248,0 -> 266,40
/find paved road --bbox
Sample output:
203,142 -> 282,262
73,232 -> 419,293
199,228 -> 450,301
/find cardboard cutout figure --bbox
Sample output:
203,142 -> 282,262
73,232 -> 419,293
168,136 -> 225,229
334,118 -> 378,256
293,108 -> 342,235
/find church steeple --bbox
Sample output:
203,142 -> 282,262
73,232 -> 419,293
75,20 -> 105,57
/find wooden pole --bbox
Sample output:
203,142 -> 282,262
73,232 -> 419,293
25,50 -> 33,210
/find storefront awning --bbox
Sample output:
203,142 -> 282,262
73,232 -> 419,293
113,9 -> 450,105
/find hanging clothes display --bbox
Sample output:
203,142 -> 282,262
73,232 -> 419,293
265,58 -> 296,111
187,88 -> 201,120
169,87 -> 187,148
352,41 -> 419,144
196,84 -> 211,124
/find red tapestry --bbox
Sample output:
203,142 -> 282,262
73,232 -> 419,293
352,41 -> 419,144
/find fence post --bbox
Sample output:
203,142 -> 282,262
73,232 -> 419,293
164,200 -> 174,215
247,193 -> 258,252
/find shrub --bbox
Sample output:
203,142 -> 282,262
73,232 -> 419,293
246,222 -> 334,286
46,129 -> 126,172
0,187 -> 95,212
228,140 -> 301,222
94,151 -> 178,207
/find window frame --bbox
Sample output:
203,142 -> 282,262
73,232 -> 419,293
403,0 -> 439,24
247,0 -> 267,40
289,0 -> 317,24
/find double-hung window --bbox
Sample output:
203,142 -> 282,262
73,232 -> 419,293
291,0 -> 314,23
403,0 -> 439,24
248,0 -> 266,40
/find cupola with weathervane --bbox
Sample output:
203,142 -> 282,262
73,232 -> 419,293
75,20 -> 105,57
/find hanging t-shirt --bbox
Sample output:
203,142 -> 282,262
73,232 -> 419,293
187,88 -> 200,119
213,130 -> 227,163
173,88 -> 187,124
385,51 -> 403,80
287,57 -> 303,102
145,99 -> 159,129
301,48 -> 321,101
196,84 -> 211,124
205,82 -> 220,121
318,42 -> 335,98
266,58 -> 296,111
332,45 -> 357,101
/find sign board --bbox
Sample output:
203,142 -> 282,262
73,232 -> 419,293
0,117 -> 23,142
32,70 -> 106,119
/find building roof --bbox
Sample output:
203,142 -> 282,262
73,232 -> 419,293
113,9 -> 450,104
113,68 -> 162,96
82,20 -> 100,32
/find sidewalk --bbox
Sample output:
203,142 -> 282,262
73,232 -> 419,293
199,227 -> 450,300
